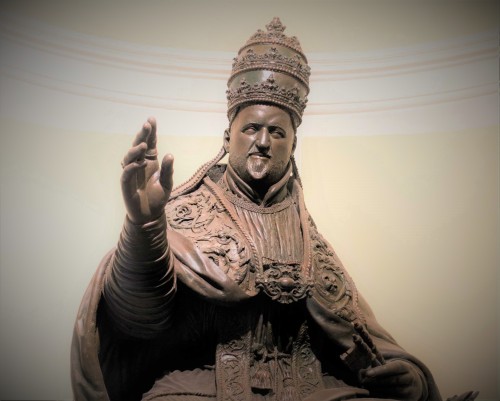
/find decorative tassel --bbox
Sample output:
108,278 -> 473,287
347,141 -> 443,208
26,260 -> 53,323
281,384 -> 300,401
250,362 -> 272,390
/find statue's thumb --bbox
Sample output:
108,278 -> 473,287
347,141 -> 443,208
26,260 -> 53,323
160,154 -> 174,194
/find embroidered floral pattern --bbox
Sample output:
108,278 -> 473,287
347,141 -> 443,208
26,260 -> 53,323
166,186 -> 251,284
293,323 -> 324,398
309,218 -> 357,322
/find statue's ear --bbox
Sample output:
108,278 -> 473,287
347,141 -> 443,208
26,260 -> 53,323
292,133 -> 297,153
223,129 -> 230,153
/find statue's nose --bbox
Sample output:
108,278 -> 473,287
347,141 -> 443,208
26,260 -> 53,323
255,128 -> 271,150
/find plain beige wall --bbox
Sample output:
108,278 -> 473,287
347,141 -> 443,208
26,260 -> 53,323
0,1 -> 498,399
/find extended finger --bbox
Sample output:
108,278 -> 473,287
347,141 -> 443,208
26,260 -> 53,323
363,360 -> 409,379
121,160 -> 147,199
466,391 -> 479,401
159,154 -> 174,194
361,371 -> 411,387
132,121 -> 152,147
363,385 -> 413,400
122,143 -> 148,167
145,116 -> 158,159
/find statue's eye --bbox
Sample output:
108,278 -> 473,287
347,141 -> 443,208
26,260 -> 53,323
241,125 -> 255,134
269,126 -> 285,138
242,124 -> 257,134
270,130 -> 285,139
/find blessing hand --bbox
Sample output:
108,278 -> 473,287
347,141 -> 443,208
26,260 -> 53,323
360,359 -> 425,401
121,117 -> 174,224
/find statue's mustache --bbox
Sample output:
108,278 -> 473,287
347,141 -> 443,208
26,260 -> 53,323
247,146 -> 271,158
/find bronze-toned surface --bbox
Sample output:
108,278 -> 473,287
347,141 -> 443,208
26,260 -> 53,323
71,18 -> 478,401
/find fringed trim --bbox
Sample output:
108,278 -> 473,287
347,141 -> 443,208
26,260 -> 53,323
250,363 -> 272,390
291,155 -> 302,188
282,384 -> 300,401
170,146 -> 227,199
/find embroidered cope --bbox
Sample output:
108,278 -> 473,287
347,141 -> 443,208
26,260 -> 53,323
71,164 -> 441,401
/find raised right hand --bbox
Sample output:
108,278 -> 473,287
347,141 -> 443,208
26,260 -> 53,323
121,117 -> 174,224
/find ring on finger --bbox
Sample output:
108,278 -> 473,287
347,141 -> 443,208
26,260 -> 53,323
145,150 -> 158,160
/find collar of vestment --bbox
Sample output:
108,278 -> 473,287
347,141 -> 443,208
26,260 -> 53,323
224,162 -> 293,207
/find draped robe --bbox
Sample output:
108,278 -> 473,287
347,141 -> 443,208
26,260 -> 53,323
71,161 -> 442,401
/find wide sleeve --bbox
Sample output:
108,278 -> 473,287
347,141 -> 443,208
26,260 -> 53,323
102,212 -> 176,339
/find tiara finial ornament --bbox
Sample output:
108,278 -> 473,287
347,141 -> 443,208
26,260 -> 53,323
266,17 -> 286,33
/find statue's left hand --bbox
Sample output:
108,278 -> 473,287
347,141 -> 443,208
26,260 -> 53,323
359,359 -> 424,401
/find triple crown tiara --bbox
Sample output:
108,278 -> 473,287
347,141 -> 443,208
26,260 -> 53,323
227,18 -> 310,126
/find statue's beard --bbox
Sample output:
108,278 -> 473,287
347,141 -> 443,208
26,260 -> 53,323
246,155 -> 270,180
229,153 -> 288,189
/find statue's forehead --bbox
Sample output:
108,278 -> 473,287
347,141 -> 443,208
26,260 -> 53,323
231,103 -> 296,132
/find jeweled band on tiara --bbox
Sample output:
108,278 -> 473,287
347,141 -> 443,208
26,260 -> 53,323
231,47 -> 310,88
226,74 -> 307,125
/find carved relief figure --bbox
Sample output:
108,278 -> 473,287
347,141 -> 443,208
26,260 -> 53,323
71,18 -> 478,401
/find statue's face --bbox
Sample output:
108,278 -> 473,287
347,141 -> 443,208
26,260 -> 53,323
226,104 -> 296,190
